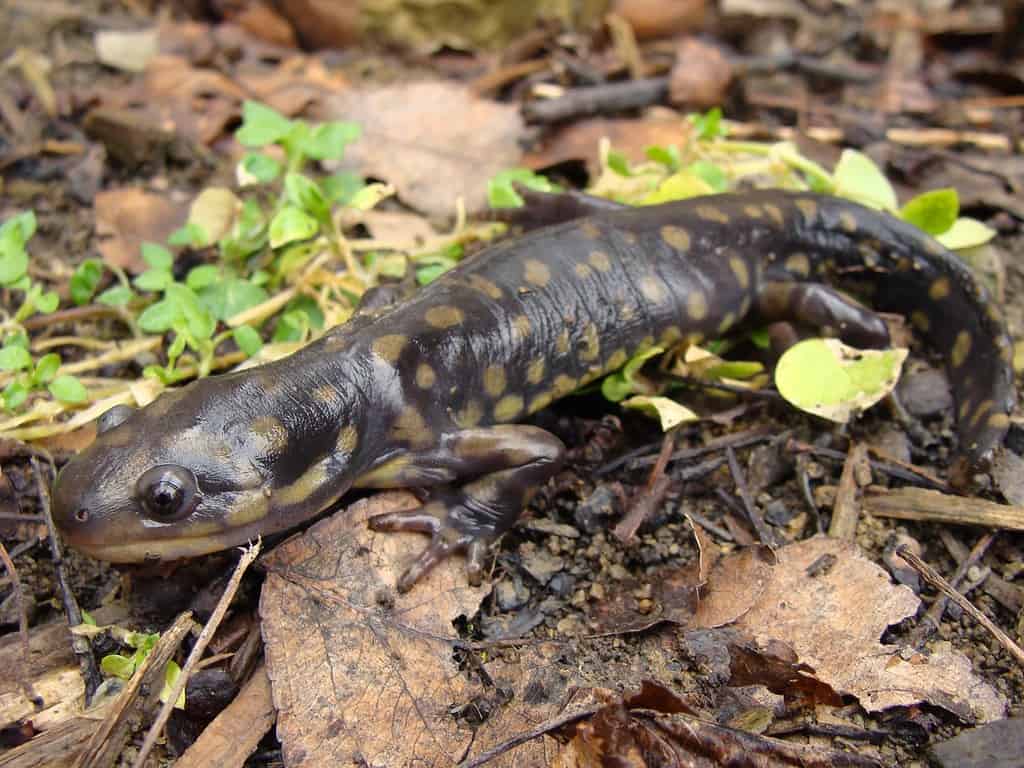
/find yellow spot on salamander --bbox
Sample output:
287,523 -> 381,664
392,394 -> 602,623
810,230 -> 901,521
575,262 -> 593,279
371,334 -> 407,363
729,256 -> 750,290
718,312 -> 735,335
553,374 -> 577,396
838,211 -> 857,232
425,305 -> 464,328
764,204 -> 785,226
483,365 -> 507,397
467,274 -> 503,300
580,323 -> 600,361
928,277 -> 950,301
589,250 -> 612,272
337,425 -> 358,454
607,348 -> 628,370
556,329 -> 570,355
910,311 -> 930,333
622,231 -> 639,245
659,326 -> 682,346
951,331 -> 972,368
784,253 -> 811,278
313,384 -> 340,405
275,461 -> 330,508
524,259 -> 551,287
511,314 -> 531,340
687,291 -> 708,321
528,391 -> 553,412
959,397 -> 972,421
639,276 -> 666,303
494,394 -> 524,421
579,219 -> 601,239
988,412 -> 1011,430
251,416 -> 288,453
795,198 -> 818,221
415,363 -> 436,388
970,399 -> 993,429
696,205 -> 730,224
660,225 -> 691,251
527,358 -> 545,385
455,400 -> 483,428
390,407 -> 433,448
743,204 -> 763,218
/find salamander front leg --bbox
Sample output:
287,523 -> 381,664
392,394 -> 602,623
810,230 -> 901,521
754,281 -> 890,348
364,425 -> 566,591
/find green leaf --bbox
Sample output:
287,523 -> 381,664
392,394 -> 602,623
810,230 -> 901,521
687,161 -> 728,193
284,173 -> 329,222
704,360 -> 763,381
348,183 -> 393,211
32,353 -> 61,385
832,149 -> 897,211
101,654 -> 136,679
900,188 -> 959,235
601,346 -> 663,402
239,153 -> 282,184
138,297 -> 181,333
97,285 -> 135,307
81,610 -> 97,626
198,277 -> 268,321
3,380 -> 28,411
168,222 -> 207,248
162,661 -> 186,709
49,375 -> 88,404
641,171 -> 714,205
622,396 -> 698,430
486,168 -> 556,209
936,217 -> 996,250
645,145 -> 680,171
141,242 -> 174,270
186,265 -> 220,291
302,121 -> 361,160
233,325 -> 263,356
691,107 -> 724,140
134,268 -> 173,292
606,150 -> 631,176
272,309 -> 309,342
0,345 -> 32,371
235,100 -> 292,147
775,338 -> 907,423
749,328 -> 771,350
71,259 -> 104,305
322,171 -> 366,205
0,244 -> 28,285
36,290 -> 59,314
269,205 -> 319,248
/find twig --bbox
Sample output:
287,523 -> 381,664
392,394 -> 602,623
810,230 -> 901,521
627,425 -> 774,470
613,429 -> 676,542
787,439 -> 951,492
896,546 -> 1024,669
0,541 -> 34,705
909,532 -> 997,647
829,442 -> 869,540
34,456 -> 102,700
795,454 -> 823,534
522,77 -> 669,124
131,540 -> 262,768
863,487 -> 1024,531
726,446 -> 775,546
459,705 -> 601,767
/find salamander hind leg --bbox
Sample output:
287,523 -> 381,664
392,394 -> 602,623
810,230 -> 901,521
754,281 -> 890,349
366,425 -> 565,592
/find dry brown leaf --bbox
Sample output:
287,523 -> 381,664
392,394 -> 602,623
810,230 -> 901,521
734,537 -> 1005,722
260,491 -> 587,767
94,188 -> 189,272
327,81 -> 525,217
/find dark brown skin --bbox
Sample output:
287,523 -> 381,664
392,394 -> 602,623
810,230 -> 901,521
52,191 -> 1016,590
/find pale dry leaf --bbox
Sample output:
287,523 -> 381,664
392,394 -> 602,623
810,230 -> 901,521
260,491 -> 585,767
94,188 -> 188,272
94,28 -> 159,73
327,81 -> 525,217
734,537 -> 1005,722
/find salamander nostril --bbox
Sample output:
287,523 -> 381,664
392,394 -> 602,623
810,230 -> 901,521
75,508 -> 89,523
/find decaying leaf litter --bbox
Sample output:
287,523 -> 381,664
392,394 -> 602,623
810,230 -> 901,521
1,1 -> 1023,766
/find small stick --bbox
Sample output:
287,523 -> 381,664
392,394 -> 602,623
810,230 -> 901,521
909,532 -> 996,647
522,77 -> 669,124
829,442 -> 869,540
628,425 -> 774,470
726,446 -> 774,546
864,487 -> 1024,531
787,439 -> 950,492
131,540 -> 262,768
0,541 -> 34,704
459,705 -> 601,768
896,545 -> 1024,669
613,430 -> 675,542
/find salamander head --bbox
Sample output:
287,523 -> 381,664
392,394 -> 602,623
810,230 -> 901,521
52,372 -> 361,563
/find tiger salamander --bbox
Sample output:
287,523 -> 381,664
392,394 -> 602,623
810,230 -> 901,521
52,191 -> 1017,590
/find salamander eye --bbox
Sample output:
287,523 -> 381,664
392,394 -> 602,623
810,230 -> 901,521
97,404 -> 134,434
135,465 -> 200,521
